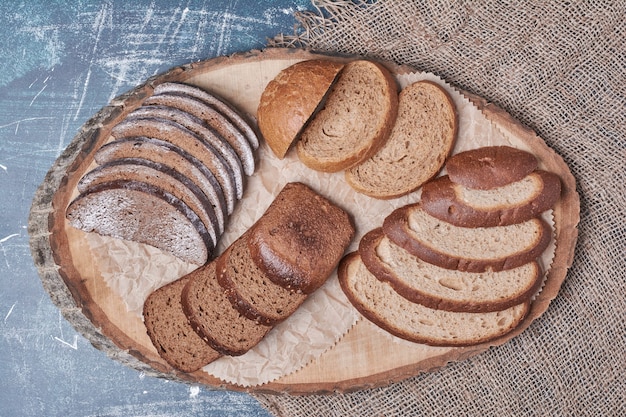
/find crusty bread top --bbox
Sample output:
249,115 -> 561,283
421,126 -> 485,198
445,146 -> 538,190
247,182 -> 355,294
257,59 -> 344,159
345,80 -> 458,199
296,60 -> 399,172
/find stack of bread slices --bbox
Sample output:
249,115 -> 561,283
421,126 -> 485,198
65,82 -> 259,266
143,182 -> 355,373
339,146 -> 561,346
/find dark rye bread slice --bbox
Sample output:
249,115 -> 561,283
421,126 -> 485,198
421,170 -> 562,227
382,203 -> 552,273
143,93 -> 256,176
65,180 -> 212,265
127,105 -> 244,200
110,115 -> 238,214
216,232 -> 308,326
181,260 -> 271,356
445,146 -> 538,190
77,158 -> 220,247
143,276 -> 221,372
247,182 -> 355,294
345,80 -> 458,199
95,137 -> 228,234
338,252 -> 531,346
359,228 -> 543,312
153,82 -> 260,150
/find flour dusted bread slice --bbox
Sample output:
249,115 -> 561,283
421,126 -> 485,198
65,180 -> 212,265
143,276 -> 221,372
345,80 -> 457,199
383,203 -> 552,272
421,170 -> 562,227
296,60 -> 399,172
180,260 -> 272,356
338,252 -> 530,346
257,59 -> 344,159
247,182 -> 355,294
445,146 -> 538,190
359,228 -> 543,312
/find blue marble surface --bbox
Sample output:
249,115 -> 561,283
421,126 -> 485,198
0,1 -> 309,415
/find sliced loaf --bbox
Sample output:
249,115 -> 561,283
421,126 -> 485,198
345,80 -> 457,199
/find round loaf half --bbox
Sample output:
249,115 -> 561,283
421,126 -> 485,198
257,59 -> 344,159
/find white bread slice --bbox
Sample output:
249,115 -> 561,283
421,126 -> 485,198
296,60 -> 399,172
421,170 -> 562,227
345,80 -> 457,199
382,203 -> 552,272
359,228 -> 543,312
338,252 -> 530,346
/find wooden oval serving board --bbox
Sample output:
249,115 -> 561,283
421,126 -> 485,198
29,48 -> 579,394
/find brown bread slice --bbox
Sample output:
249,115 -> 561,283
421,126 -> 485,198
65,180 -> 212,265
143,276 -> 221,372
338,252 -> 531,346
181,260 -> 271,356
382,203 -> 552,272
257,59 -> 344,159
345,80 -> 458,199
216,232 -> 308,326
296,60 -> 399,172
95,137 -> 228,234
359,228 -> 543,312
445,146 -> 538,190
421,170 -> 562,227
247,182 -> 355,294
144,93 -> 256,175
153,82 -> 260,149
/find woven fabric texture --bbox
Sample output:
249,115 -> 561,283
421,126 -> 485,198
255,1 -> 626,416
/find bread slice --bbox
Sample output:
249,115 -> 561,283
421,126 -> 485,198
445,146 -> 538,190
247,182 -> 355,294
359,228 -> 543,312
382,203 -> 552,272
338,252 -> 530,346
143,276 -> 221,372
257,59 -> 344,159
153,82 -> 259,150
111,115 -> 238,214
345,80 -> 457,199
144,93 -> 256,176
180,260 -> 271,356
65,180 -> 212,265
421,170 -> 562,227
77,158 -> 220,247
216,232 -> 308,326
296,60 -> 399,172
95,137 -> 228,234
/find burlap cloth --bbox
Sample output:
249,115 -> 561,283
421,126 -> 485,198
250,1 -> 625,416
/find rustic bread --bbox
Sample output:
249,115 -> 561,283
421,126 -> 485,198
110,115 -> 238,214
216,232 -> 308,326
382,203 -> 552,272
144,92 -> 256,175
180,260 -> 271,356
445,146 -> 538,190
296,60 -> 399,172
66,180 -> 212,265
153,82 -> 259,149
338,252 -> 531,346
257,59 -> 344,159
143,276 -> 221,372
247,182 -> 355,294
421,170 -> 562,227
359,228 -> 543,312
345,80 -> 458,199
94,137 -> 228,234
